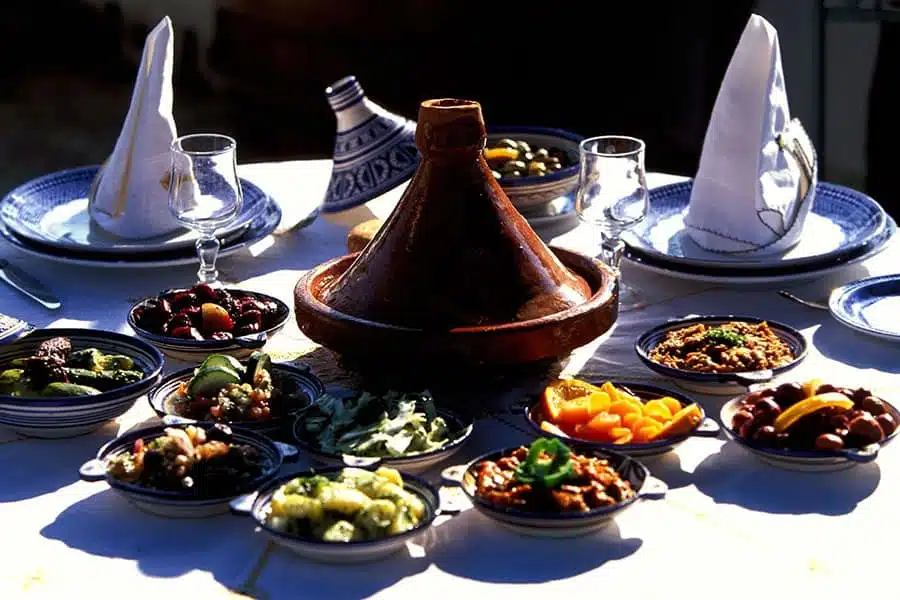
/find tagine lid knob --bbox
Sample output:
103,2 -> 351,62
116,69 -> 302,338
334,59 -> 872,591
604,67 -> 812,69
322,75 -> 419,214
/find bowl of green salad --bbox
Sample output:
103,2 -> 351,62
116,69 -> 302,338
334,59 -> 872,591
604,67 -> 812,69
291,389 -> 473,474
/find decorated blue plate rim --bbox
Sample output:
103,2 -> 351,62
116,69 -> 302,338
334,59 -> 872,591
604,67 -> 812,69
625,180 -> 887,270
829,274 -> 900,341
0,165 -> 270,254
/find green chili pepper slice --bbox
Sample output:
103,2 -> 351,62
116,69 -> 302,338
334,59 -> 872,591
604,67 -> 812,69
514,438 -> 573,489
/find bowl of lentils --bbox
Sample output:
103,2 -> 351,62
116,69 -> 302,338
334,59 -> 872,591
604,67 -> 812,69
485,126 -> 583,211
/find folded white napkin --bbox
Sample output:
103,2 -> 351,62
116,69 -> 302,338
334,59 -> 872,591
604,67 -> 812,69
684,14 -> 817,255
88,17 -> 182,239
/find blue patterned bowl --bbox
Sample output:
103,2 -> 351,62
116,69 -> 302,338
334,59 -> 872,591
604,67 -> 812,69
441,443 -> 666,538
487,126 -> 583,210
0,329 -> 164,438
127,288 -> 291,362
720,390 -> 900,471
516,381 -> 721,458
229,466 -> 444,563
149,361 -> 324,441
322,76 -> 419,214
635,315 -> 808,396
78,422 -> 298,518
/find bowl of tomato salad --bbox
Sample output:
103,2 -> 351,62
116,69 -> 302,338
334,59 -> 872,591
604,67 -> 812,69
148,351 -> 324,441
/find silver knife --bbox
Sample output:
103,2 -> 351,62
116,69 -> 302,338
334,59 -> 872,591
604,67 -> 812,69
0,259 -> 61,310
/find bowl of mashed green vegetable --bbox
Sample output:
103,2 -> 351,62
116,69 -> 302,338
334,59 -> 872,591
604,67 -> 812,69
291,390 -> 473,474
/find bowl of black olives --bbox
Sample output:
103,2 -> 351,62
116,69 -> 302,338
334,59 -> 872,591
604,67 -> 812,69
484,127 -> 582,211
720,379 -> 900,471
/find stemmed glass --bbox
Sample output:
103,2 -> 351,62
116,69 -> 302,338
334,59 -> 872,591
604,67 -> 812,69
168,133 -> 243,286
575,136 -> 649,310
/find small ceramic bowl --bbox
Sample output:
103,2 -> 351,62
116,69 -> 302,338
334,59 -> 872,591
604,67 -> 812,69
486,126 -> 582,211
0,328 -> 164,438
78,422 -> 298,518
720,389 -> 900,471
441,444 -> 667,538
127,288 -> 291,362
635,315 -> 808,395
292,404 -> 473,474
148,362 -> 324,441
229,466 -> 449,563
515,381 -> 720,457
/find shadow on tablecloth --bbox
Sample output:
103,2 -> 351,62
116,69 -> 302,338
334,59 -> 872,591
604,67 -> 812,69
39,488 -> 267,590
691,441 -> 880,516
0,421 -> 119,502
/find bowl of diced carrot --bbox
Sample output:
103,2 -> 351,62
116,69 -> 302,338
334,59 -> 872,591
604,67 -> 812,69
519,378 -> 721,457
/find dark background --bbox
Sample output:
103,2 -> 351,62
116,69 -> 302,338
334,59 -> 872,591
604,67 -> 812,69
0,0 -> 826,201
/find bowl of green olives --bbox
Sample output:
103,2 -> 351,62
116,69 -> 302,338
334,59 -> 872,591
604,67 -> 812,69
485,126 -> 583,210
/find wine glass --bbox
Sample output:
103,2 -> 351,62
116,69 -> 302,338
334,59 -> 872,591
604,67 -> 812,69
575,136 -> 649,310
168,133 -> 243,286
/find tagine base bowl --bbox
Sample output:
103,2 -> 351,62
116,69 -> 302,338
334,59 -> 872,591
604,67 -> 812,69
294,246 -> 618,374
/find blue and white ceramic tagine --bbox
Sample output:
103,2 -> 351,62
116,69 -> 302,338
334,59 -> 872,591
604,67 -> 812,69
322,76 -> 419,222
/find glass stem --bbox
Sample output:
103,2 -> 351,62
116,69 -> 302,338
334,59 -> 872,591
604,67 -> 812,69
196,233 -> 220,284
600,234 -> 625,271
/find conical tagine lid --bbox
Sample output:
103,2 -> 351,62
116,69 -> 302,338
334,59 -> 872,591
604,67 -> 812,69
320,98 -> 591,330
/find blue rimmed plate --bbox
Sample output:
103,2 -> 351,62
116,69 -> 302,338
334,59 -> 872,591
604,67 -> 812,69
0,166 -> 270,254
635,315 -> 808,395
623,180 -> 887,270
515,381 -> 721,457
0,195 -> 281,269
625,217 -> 896,285
441,444 -> 666,538
829,274 -> 900,342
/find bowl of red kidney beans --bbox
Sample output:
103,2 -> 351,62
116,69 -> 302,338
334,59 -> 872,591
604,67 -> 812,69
128,284 -> 290,361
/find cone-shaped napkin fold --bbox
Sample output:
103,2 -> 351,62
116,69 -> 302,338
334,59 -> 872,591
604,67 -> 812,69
685,14 -> 817,255
89,17 -> 181,239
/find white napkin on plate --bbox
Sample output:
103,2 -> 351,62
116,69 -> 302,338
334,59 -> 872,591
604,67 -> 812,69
88,17 -> 182,239
684,14 -> 818,256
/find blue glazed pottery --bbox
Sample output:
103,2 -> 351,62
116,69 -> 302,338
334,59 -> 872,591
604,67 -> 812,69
323,76 -> 419,214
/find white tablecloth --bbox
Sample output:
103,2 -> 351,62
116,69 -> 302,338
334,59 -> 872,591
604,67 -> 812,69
2,162 -> 900,600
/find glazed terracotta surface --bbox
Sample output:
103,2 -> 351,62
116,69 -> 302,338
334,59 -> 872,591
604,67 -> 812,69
295,98 -> 618,367
320,99 -> 591,329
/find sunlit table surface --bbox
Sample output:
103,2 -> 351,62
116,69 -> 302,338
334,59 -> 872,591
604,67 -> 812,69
2,161 -> 899,600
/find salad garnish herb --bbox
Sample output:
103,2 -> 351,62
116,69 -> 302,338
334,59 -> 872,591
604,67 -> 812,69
703,327 -> 746,347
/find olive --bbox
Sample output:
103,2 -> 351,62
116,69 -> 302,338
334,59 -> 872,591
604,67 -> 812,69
773,382 -> 805,407
517,141 -> 532,153
527,161 -> 548,176
753,425 -> 777,445
508,170 -> 522,178
751,397 -> 782,423
534,148 -> 550,160
815,433 -> 845,450
497,138 -> 518,149
816,383 -> 839,395
739,419 -> 757,439
876,413 -> 897,436
829,412 -> 850,429
501,160 -> 527,173
851,388 -> 873,404
523,151 -> 534,162
860,395 -> 887,416
834,428 -> 849,438
731,410 -> 754,433
740,390 -> 766,406
848,414 -> 885,445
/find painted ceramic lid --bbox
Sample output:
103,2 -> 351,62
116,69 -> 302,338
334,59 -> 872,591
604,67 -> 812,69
323,76 -> 419,213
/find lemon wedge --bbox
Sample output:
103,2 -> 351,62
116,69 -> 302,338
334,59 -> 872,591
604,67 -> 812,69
772,392 -> 853,433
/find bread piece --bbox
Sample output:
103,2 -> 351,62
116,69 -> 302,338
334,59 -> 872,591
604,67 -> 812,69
347,219 -> 383,253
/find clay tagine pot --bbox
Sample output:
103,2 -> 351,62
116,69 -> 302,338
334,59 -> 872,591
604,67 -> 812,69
295,98 -> 618,368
